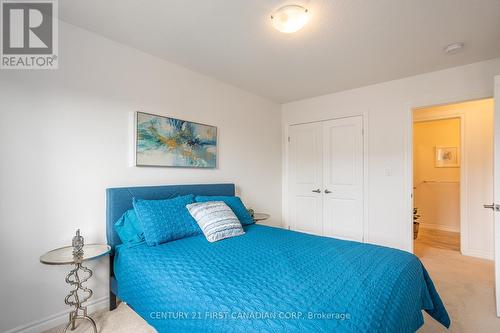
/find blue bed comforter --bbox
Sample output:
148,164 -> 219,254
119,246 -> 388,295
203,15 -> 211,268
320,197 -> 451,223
114,224 -> 450,333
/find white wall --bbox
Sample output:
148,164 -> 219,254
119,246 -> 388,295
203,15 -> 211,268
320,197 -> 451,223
413,99 -> 494,258
282,57 -> 500,253
0,22 -> 282,333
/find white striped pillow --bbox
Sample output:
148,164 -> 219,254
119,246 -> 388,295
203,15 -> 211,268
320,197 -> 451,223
186,201 -> 245,242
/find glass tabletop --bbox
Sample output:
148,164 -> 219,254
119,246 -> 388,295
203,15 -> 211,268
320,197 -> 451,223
253,213 -> 270,221
40,244 -> 111,265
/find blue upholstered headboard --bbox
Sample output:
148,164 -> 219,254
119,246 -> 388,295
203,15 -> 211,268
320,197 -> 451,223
106,183 -> 235,249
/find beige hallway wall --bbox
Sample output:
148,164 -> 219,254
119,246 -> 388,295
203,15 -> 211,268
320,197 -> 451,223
414,118 -> 461,232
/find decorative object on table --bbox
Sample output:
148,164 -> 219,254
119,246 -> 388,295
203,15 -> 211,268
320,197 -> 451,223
413,207 -> 421,240
247,208 -> 255,218
253,213 -> 270,222
435,146 -> 459,168
72,229 -> 84,259
40,230 -> 111,333
135,111 -> 217,168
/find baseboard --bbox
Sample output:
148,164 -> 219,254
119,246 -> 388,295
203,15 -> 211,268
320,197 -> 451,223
3,296 -> 109,333
461,248 -> 494,261
419,223 -> 460,233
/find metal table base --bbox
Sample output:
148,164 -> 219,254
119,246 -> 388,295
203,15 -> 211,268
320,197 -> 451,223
63,262 -> 97,333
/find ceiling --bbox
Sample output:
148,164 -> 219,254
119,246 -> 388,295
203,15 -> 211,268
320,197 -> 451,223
59,0 -> 500,103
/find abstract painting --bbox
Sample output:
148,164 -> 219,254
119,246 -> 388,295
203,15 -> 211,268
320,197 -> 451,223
136,112 -> 217,168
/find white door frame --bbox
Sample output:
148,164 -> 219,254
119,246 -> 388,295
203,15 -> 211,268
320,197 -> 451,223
405,97 -> 493,255
411,112 -> 467,255
283,114 -> 369,242
493,76 -> 500,317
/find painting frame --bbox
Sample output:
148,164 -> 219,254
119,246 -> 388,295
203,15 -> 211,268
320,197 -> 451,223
135,111 -> 218,168
435,146 -> 459,168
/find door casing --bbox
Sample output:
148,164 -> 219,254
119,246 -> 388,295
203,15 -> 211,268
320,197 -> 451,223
405,97 -> 494,256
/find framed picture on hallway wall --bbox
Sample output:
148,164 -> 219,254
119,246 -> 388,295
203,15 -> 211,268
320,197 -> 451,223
435,146 -> 459,168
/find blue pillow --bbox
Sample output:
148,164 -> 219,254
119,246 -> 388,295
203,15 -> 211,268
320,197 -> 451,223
195,196 -> 254,225
133,194 -> 200,246
114,209 -> 145,246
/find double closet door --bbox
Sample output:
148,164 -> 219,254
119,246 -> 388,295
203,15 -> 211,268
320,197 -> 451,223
288,116 -> 364,241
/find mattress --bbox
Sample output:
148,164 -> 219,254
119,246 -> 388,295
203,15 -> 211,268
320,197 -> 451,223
114,224 -> 450,333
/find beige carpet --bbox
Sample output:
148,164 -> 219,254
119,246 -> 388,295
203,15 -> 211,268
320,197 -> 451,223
42,303 -> 155,333
44,235 -> 500,333
416,229 -> 500,332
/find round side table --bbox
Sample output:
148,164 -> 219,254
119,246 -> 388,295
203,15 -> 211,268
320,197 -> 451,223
253,213 -> 270,222
40,244 -> 111,333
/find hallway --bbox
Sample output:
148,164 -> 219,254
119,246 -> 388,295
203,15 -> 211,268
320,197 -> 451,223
415,228 -> 460,252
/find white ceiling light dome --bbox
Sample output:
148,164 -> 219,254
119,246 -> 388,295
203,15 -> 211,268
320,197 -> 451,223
271,5 -> 309,33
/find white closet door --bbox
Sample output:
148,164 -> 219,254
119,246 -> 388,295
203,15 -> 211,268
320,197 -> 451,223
322,116 -> 363,241
288,122 -> 323,235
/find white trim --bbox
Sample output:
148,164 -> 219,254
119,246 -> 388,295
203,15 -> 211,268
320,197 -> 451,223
4,297 -> 109,333
494,75 -> 500,317
462,248 -> 494,261
419,223 -> 460,233
404,102 -> 414,253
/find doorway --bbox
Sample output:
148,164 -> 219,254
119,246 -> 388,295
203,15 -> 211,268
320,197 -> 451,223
411,98 -> 494,258
409,97 -> 500,329
413,116 -> 461,252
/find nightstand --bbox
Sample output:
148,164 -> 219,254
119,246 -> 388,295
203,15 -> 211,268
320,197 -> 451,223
253,213 -> 270,222
40,232 -> 110,333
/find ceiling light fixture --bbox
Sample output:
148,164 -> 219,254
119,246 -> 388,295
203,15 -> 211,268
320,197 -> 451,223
271,5 -> 309,33
444,42 -> 464,55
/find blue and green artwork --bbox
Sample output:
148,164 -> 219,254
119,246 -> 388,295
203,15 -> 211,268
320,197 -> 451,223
136,112 -> 217,168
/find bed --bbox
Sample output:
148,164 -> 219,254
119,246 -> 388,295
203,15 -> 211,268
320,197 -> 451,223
106,183 -> 450,333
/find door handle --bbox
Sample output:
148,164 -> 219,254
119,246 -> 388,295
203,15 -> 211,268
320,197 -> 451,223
312,189 -> 321,193
483,203 -> 500,211
324,189 -> 332,194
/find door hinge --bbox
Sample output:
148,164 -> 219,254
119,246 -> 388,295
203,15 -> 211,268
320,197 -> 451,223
288,136 -> 290,143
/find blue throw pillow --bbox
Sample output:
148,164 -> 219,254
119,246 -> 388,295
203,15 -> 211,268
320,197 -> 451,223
195,196 -> 254,225
114,209 -> 145,246
133,194 -> 200,246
